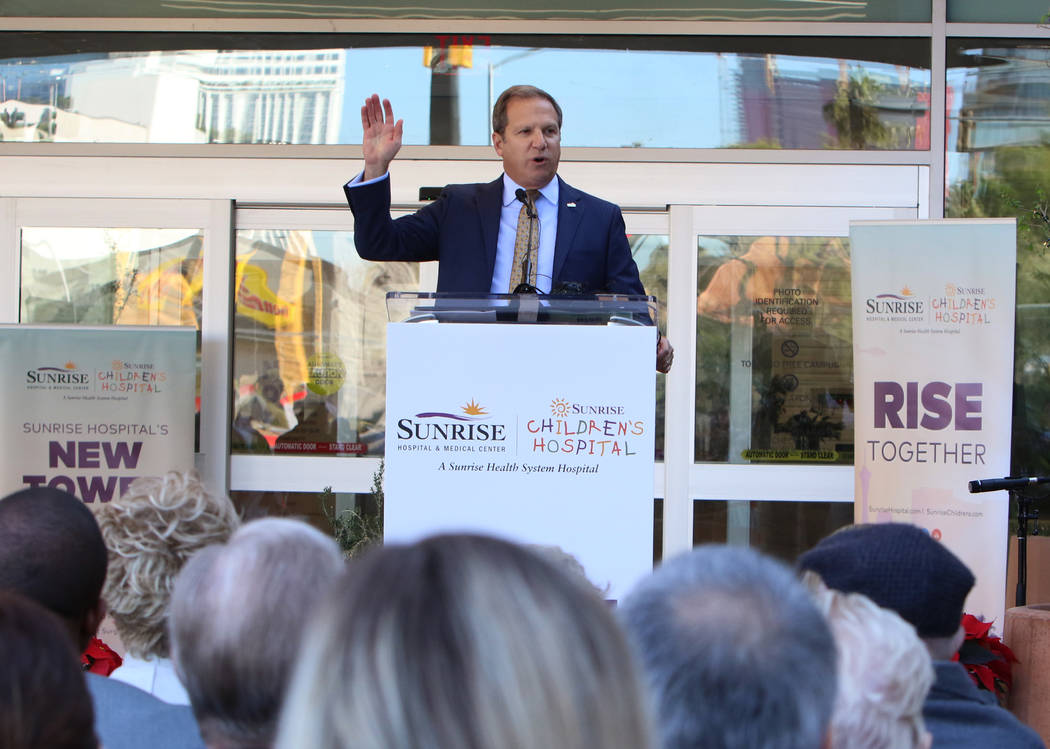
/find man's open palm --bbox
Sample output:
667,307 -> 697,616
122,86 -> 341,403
362,94 -> 403,180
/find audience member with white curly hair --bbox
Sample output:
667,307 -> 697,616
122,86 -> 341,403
804,572 -> 934,749
275,533 -> 655,749
98,470 -> 240,705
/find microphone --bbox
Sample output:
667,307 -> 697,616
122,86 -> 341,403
513,188 -> 539,294
968,476 -> 1050,493
514,188 -> 537,219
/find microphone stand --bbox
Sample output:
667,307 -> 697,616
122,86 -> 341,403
969,475 -> 1050,606
1014,488 -> 1041,607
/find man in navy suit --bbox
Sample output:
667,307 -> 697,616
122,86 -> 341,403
344,85 -> 674,373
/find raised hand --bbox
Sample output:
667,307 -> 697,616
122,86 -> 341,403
361,94 -> 403,180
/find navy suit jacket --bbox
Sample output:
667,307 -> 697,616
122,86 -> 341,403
344,174 -> 646,295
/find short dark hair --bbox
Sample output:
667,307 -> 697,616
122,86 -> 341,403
491,85 -> 563,135
0,487 -> 107,623
0,590 -> 98,749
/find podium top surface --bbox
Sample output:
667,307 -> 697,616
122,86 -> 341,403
386,291 -> 659,326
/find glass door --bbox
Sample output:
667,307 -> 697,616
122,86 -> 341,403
661,197 -> 924,564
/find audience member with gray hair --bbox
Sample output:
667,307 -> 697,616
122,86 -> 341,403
98,469 -> 240,704
799,523 -> 1045,749
619,544 -> 837,749
803,572 -> 933,749
170,517 -> 345,749
275,533 -> 654,749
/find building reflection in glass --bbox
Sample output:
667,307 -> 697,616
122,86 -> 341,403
232,229 -> 418,457
696,235 -> 854,465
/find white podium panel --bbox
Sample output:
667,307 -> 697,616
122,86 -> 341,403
385,321 -> 656,599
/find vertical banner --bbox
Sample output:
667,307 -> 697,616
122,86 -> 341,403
851,220 -> 1016,625
385,322 -> 655,600
0,325 -> 197,503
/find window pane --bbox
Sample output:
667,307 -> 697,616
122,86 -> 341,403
20,226 -> 203,446
696,236 -> 854,465
0,34 -> 928,149
632,233 -> 668,460
232,228 -> 418,457
3,0 -> 930,22
947,0 -> 1046,22
945,39 -> 1050,477
692,499 -> 853,563
20,227 -> 202,326
230,488 -> 380,550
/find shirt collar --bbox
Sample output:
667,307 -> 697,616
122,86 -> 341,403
502,174 -> 559,208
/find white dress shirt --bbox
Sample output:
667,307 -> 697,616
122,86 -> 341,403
489,174 -> 559,294
110,654 -> 191,706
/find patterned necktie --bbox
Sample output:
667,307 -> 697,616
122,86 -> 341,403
508,189 -> 540,292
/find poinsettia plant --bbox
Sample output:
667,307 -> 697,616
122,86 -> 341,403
955,614 -> 1016,707
81,637 -> 123,676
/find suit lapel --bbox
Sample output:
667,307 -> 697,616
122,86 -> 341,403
477,177 -> 503,284
553,176 -> 584,284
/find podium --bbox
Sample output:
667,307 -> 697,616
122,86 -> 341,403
383,292 -> 658,599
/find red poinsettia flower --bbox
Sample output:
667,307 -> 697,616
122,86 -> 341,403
81,637 -> 123,676
954,614 -> 1017,705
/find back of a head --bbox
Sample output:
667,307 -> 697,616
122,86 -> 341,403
170,517 -> 344,748
98,469 -> 240,658
0,590 -> 98,749
0,487 -> 107,638
619,545 -> 837,749
276,533 -> 653,749
797,523 -> 974,640
805,574 -> 934,749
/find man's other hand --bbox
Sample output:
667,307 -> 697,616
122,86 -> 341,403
657,335 -> 674,374
362,94 -> 403,181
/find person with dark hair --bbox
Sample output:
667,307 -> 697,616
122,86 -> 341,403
0,590 -> 98,749
275,533 -> 654,749
343,84 -> 674,373
619,544 -> 837,749
798,523 -> 1045,749
0,486 -> 204,749
169,518 -> 345,748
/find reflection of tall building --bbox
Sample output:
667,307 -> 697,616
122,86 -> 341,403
188,51 -> 344,144
948,45 -> 1050,191
735,56 -> 836,148
733,55 -> 925,149
952,47 -> 1050,153
7,49 -> 344,144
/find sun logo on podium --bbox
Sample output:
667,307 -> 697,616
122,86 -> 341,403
64,361 -> 78,370
462,400 -> 488,417
550,398 -> 570,417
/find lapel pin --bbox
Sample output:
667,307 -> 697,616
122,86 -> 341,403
566,201 -> 577,208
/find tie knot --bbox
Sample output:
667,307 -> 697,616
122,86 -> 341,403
526,189 -> 540,203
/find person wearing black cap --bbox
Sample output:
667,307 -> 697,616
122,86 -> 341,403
798,522 -> 1045,749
